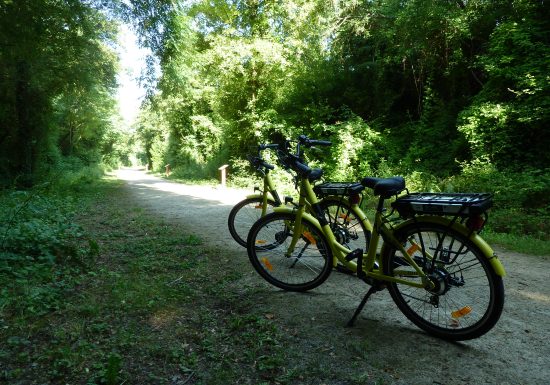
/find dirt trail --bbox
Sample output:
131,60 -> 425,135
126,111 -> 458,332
116,168 -> 550,385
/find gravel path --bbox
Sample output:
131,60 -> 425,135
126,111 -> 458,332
116,168 -> 550,385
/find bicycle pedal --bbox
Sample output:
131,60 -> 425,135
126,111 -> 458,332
345,248 -> 363,262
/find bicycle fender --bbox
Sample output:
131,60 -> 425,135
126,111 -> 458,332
272,207 -> 324,233
245,193 -> 277,203
387,216 -> 506,277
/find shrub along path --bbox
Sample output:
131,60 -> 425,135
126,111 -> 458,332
114,168 -> 549,385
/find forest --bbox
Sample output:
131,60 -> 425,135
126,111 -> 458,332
0,1 -> 549,382
2,0 -> 549,236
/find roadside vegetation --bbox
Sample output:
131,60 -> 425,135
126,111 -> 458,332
0,177 -> 285,384
1,177 -> 405,384
0,0 -> 548,381
134,0 -> 549,247
1,0 -> 547,251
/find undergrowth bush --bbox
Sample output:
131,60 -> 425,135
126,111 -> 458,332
0,183 -> 95,318
226,148 -> 549,242
445,159 -> 550,240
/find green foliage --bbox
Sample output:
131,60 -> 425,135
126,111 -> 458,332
312,116 -> 382,181
128,0 -> 549,242
0,187 -> 90,317
458,12 -> 550,169
134,0 -> 548,175
445,159 -> 550,240
0,0 -> 124,187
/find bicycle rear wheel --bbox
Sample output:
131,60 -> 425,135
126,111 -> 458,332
320,198 -> 370,252
247,212 -> 333,291
383,222 -> 504,340
228,197 -> 277,247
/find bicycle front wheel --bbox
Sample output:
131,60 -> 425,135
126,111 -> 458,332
383,222 -> 504,340
228,197 -> 277,247
247,212 -> 333,291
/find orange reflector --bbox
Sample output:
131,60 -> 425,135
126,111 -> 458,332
302,231 -> 317,245
338,214 -> 351,222
407,243 -> 420,255
261,257 -> 273,271
254,205 -> 262,209
256,240 -> 267,245
451,306 -> 472,319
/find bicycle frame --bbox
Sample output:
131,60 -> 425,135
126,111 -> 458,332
275,177 -> 436,289
275,175 -> 506,287
246,168 -> 282,216
247,162 -> 355,224
245,139 -> 355,221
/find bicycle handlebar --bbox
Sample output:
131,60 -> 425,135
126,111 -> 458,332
250,135 -> 330,177
262,160 -> 275,170
258,143 -> 279,151
292,157 -> 312,175
298,134 -> 332,148
248,156 -> 275,171
276,151 -> 312,176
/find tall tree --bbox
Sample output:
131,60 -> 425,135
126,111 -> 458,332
0,0 -> 119,186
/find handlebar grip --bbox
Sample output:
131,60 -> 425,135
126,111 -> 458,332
297,135 -> 331,147
258,143 -> 279,151
310,140 -> 332,146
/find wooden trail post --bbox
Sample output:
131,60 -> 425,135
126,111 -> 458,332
218,164 -> 229,187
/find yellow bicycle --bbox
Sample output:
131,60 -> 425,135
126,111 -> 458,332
246,135 -> 505,340
228,142 -> 370,261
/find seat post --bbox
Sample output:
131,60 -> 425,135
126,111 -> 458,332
376,196 -> 386,213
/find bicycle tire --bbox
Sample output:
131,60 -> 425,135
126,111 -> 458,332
319,198 -> 370,252
247,212 -> 333,291
228,197 -> 277,247
382,222 -> 504,340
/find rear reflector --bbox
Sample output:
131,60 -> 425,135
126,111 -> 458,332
466,215 -> 485,231
349,194 -> 361,205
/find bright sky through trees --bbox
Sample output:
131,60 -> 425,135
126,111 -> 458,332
116,24 -> 149,126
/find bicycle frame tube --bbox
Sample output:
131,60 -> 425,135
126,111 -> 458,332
263,171 -> 282,207
278,177 -> 434,288
284,189 -> 307,257
373,219 -> 434,288
245,172 -> 281,216
306,178 -> 432,288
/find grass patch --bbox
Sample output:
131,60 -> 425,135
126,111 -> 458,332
0,178 -> 291,384
483,231 -> 550,256
3,172 -> 545,384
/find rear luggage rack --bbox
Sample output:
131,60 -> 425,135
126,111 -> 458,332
392,193 -> 493,218
313,182 -> 365,197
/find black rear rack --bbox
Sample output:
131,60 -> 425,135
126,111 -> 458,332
313,182 -> 365,197
392,193 -> 493,218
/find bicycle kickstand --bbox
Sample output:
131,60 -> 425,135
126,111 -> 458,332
346,285 -> 382,327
